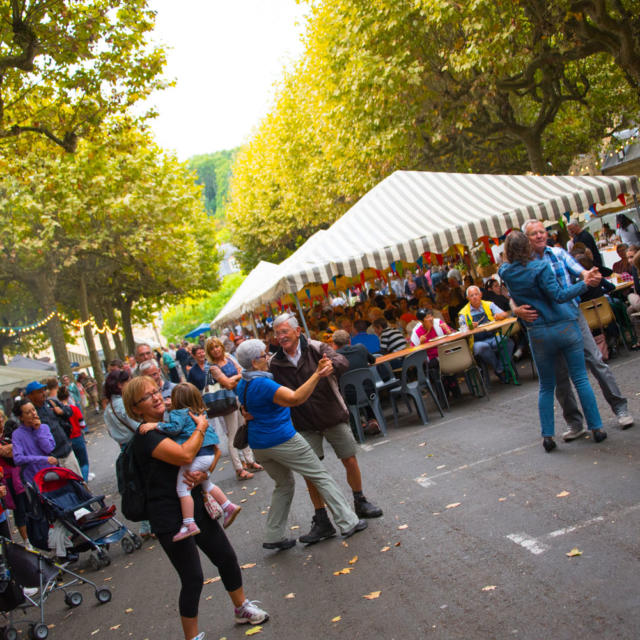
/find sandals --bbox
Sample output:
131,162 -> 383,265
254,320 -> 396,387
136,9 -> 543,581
236,469 -> 254,480
246,462 -> 263,472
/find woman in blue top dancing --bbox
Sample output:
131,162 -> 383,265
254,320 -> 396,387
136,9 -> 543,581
499,230 -> 606,452
235,339 -> 366,551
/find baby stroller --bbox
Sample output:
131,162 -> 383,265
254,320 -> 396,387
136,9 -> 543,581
27,467 -> 141,570
0,536 -> 111,639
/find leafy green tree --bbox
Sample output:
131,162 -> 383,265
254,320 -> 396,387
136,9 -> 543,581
188,150 -> 238,219
0,0 -> 169,152
162,273 -> 245,343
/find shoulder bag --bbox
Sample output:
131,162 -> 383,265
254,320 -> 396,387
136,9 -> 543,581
203,366 -> 239,418
232,381 -> 250,450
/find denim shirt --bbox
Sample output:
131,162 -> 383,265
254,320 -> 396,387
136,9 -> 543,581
499,260 -> 588,327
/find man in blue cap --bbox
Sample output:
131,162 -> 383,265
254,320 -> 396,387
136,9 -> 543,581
25,381 -> 80,476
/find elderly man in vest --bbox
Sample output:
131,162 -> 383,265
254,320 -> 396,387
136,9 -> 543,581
458,286 -> 513,384
269,313 -> 382,545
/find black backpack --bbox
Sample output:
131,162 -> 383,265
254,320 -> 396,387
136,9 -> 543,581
116,438 -> 147,522
111,401 -> 147,522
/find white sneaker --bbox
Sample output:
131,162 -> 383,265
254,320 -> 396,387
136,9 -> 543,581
23,587 -> 38,598
562,425 -> 587,441
617,413 -> 634,429
234,599 -> 269,625
191,634 -> 205,640
87,472 -> 96,481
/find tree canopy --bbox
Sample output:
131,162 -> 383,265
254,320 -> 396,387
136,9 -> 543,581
0,0 -> 168,151
227,0 -> 640,270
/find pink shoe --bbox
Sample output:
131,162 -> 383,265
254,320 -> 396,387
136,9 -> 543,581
172,522 -> 200,542
223,504 -> 242,529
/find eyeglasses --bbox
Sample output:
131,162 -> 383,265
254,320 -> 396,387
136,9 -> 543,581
134,389 -> 162,405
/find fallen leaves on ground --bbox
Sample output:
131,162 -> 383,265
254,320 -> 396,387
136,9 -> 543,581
125,608 -> 133,613
397,524 -> 408,530
249,491 -> 257,496
481,585 -> 497,591
333,568 -> 352,575
498,498 -> 507,502
348,555 -> 358,564
380,546 -> 390,552
261,511 -> 267,515
566,548 -> 582,557
240,563 -> 256,569
284,593 -> 295,599
290,525 -> 299,530
91,630 -> 99,636
556,490 -> 570,498
331,616 -> 341,622
418,442 -> 426,447
363,591 -> 381,600
203,577 -> 221,584
341,541 -> 349,547
394,542 -> 401,547
110,624 -> 121,630
436,465 -> 446,470
245,626 -> 262,635
240,499 -> 247,503
445,503 -> 461,509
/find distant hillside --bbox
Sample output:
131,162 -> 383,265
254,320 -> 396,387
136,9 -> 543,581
187,149 -> 238,220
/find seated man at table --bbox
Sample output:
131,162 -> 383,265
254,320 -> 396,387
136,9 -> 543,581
459,286 -> 513,384
351,319 -> 381,354
331,330 -> 379,434
372,317 -> 407,355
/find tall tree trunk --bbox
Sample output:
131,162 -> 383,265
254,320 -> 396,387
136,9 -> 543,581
119,298 -> 136,356
104,305 -> 125,360
89,298 -> 114,364
33,277 -> 72,376
0,345 -> 6,366
522,131 -> 546,174
80,275 -> 104,395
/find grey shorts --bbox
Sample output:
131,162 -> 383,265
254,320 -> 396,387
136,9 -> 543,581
300,422 -> 357,460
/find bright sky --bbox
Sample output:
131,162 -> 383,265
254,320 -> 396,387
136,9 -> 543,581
144,0 -> 308,160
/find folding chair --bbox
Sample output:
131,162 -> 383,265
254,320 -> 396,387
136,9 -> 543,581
339,368 -> 388,443
437,338 -> 489,399
580,296 -> 629,352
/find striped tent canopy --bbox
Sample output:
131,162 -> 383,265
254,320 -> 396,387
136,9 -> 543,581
272,171 -> 639,296
211,261 -> 280,327
214,171 -> 639,319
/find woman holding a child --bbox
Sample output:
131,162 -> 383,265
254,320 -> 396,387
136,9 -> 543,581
123,376 -> 268,640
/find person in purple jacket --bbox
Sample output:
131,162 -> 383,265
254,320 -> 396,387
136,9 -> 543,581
11,399 -> 57,485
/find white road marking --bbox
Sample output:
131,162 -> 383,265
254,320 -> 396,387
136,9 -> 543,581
507,503 -> 640,555
414,443 -> 538,487
506,533 -> 549,555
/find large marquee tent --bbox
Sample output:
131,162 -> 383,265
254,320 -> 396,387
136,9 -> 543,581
212,171 -> 640,326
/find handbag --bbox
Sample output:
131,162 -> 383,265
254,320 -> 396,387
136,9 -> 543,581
203,370 -> 238,418
202,491 -> 223,520
232,381 -> 250,450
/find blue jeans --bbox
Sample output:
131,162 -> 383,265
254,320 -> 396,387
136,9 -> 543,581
473,336 -> 514,374
528,321 -> 602,437
71,435 -> 89,481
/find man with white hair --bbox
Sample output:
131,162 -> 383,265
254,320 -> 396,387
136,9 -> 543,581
133,342 -> 154,376
515,219 -> 633,436
139,360 -> 175,412
458,286 -> 513,383
269,313 -> 382,545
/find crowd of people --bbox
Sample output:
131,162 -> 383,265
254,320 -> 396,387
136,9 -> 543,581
0,215 -> 639,640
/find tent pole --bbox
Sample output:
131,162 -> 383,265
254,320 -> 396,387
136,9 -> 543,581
633,194 -> 640,225
249,315 -> 258,338
294,293 -> 311,339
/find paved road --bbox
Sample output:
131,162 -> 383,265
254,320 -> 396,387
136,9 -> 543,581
17,353 -> 640,639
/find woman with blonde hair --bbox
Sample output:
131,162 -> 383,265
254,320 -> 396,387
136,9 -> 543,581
205,337 -> 262,481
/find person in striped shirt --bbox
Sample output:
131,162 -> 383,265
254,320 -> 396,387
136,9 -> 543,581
372,317 -> 407,355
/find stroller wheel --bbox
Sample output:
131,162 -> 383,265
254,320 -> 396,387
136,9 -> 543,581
29,623 -> 49,640
121,537 -> 135,554
131,534 -> 143,550
5,627 -> 18,640
64,591 -> 83,607
95,588 -> 112,604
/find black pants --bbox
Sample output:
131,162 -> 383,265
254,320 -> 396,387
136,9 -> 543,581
158,518 -> 242,618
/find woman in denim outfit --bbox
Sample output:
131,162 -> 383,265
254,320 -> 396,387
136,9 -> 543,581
499,231 -> 607,452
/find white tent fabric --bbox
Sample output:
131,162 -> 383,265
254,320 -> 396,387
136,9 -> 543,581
212,261 -> 280,327
0,366 -> 49,393
278,171 -> 639,293
215,171 -> 639,317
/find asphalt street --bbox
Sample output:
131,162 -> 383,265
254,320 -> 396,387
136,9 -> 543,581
15,352 -> 640,640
